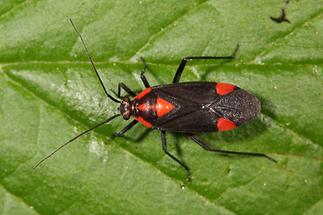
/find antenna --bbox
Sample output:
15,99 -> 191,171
33,114 -> 120,169
70,19 -> 120,103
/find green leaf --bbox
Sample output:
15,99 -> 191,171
0,0 -> 322,214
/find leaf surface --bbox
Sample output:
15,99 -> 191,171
0,0 -> 322,214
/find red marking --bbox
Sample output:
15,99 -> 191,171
216,82 -> 236,95
156,98 -> 174,117
135,87 -> 152,99
135,116 -> 152,128
217,117 -> 237,132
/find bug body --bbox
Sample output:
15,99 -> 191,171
123,82 -> 260,133
34,20 -> 276,180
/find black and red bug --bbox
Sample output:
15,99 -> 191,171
34,19 -> 276,179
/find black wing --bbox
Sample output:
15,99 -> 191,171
151,82 -> 260,133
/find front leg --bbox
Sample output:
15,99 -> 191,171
117,82 -> 136,98
172,44 -> 239,83
140,72 -> 150,88
114,120 -> 138,136
140,57 -> 150,88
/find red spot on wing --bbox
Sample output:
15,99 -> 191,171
216,82 -> 236,95
135,87 -> 151,99
135,116 -> 152,128
156,98 -> 175,117
217,117 -> 237,132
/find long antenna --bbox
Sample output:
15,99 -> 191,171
69,19 -> 120,103
33,114 -> 121,169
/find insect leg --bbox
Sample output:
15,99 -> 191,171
139,57 -> 150,88
114,120 -> 138,136
117,82 -> 136,98
140,72 -> 150,88
188,134 -> 277,163
172,44 -> 240,83
161,131 -> 192,180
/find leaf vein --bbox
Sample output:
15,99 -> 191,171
250,8 -> 323,63
0,0 -> 32,21
0,184 -> 41,215
128,0 -> 210,60
1,60 -> 323,68
260,112 -> 322,149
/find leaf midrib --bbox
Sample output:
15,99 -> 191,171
1,60 -> 322,148
1,59 -> 323,67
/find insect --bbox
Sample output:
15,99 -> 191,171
270,0 -> 291,23
34,19 -> 276,180
270,8 -> 290,23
